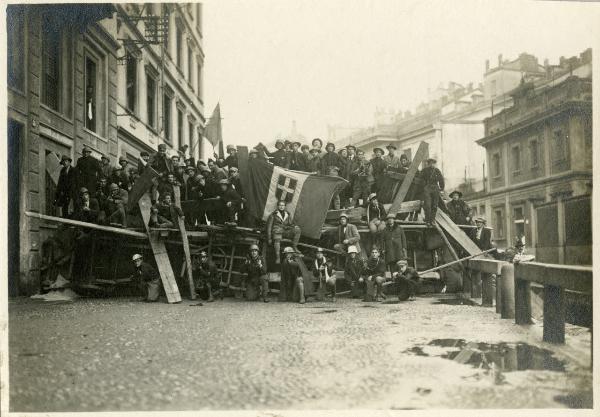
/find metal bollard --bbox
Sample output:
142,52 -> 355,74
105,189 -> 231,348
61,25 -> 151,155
481,272 -> 494,307
500,263 -> 515,319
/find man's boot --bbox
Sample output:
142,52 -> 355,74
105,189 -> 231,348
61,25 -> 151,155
262,278 -> 270,303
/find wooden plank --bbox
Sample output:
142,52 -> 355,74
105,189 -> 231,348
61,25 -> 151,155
25,211 -> 148,239
468,258 -> 505,275
514,262 -> 592,293
127,166 -> 160,212
435,210 -> 482,256
296,256 -> 316,296
173,185 -> 181,206
388,141 -> 429,215
434,223 -> 463,270
45,152 -> 62,185
139,194 -> 182,303
177,214 -> 196,300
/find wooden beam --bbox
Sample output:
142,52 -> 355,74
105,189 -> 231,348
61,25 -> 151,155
177,214 -> 196,300
514,262 -> 592,293
45,152 -> 62,185
388,141 -> 429,215
127,166 -> 159,212
25,211 -> 148,239
435,210 -> 482,256
138,194 -> 182,303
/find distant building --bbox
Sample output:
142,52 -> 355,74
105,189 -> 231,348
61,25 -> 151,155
468,71 -> 592,264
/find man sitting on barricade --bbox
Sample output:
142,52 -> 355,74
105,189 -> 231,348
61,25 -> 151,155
266,200 -> 301,264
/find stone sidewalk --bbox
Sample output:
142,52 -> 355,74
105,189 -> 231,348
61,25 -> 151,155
8,294 -> 592,412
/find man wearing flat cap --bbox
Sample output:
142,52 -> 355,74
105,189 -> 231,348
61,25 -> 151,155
420,158 -> 445,226
55,155 -> 77,218
472,216 -> 493,250
383,143 -> 402,171
392,259 -> 420,301
76,145 -> 102,195
447,190 -> 472,225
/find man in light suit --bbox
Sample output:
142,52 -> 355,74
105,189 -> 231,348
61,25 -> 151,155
333,212 -> 361,267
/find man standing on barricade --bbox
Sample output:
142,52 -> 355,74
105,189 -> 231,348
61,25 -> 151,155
447,190 -> 472,225
421,158 -> 445,227
382,213 -> 407,273
266,200 -> 301,264
280,247 -> 306,304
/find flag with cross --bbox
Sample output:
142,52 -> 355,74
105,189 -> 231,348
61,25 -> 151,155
242,158 -> 348,239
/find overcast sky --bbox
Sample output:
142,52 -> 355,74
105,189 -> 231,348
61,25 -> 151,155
203,0 -> 599,149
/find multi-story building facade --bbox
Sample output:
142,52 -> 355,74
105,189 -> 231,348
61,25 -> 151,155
7,4 -> 119,295
115,3 -> 204,166
333,53 -> 559,195
469,72 -> 592,263
7,3 -> 205,295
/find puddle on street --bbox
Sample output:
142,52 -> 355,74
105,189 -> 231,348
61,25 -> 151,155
313,309 -> 337,314
433,298 -> 478,306
406,339 -> 566,372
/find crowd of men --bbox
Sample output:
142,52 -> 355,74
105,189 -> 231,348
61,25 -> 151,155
56,138 -> 496,303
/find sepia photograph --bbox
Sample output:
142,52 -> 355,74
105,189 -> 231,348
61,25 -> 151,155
2,0 -> 598,414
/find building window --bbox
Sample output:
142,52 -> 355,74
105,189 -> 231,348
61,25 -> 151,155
188,46 -> 193,85
7,5 -> 25,91
177,108 -> 184,146
529,138 -> 539,168
552,129 -> 567,162
146,74 -> 156,129
41,20 -> 62,111
188,121 -> 194,148
493,208 -> 504,239
176,27 -> 183,68
125,54 -> 137,113
492,152 -> 501,177
511,145 -> 521,173
163,93 -> 172,143
85,57 -> 98,132
513,206 -> 525,242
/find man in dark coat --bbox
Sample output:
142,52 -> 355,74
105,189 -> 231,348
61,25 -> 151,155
266,200 -> 301,264
472,216 -> 493,250
363,247 -> 387,302
157,172 -> 178,202
307,147 -> 321,173
137,151 -> 150,175
192,250 -> 221,301
370,147 -> 386,192
288,142 -> 306,171
320,142 -> 344,176
111,156 -> 131,191
279,247 -> 305,304
312,247 -> 336,301
131,253 -> 161,302
54,155 -> 77,218
447,190 -> 472,225
155,193 -> 184,226
262,139 -> 288,168
344,245 -> 365,298
71,187 -> 100,224
104,183 -> 128,227
420,158 -> 445,226
150,143 -> 173,177
218,179 -> 242,224
240,244 -> 270,302
381,214 -> 408,272
100,154 -> 112,179
224,144 -> 239,169
392,259 -> 420,301
75,145 -> 102,195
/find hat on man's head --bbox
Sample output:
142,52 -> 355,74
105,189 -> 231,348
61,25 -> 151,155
61,155 -> 72,163
312,138 -> 323,146
283,247 -> 296,254
119,156 -> 128,163
373,147 -> 384,155
226,144 -> 236,151
325,142 -> 336,151
475,216 -> 486,224
158,144 -> 167,151
140,151 -> 149,157
315,247 -> 324,253
109,183 -> 119,191
396,259 -> 408,265
368,193 -> 378,202
309,147 -> 320,154
426,158 -> 437,164
101,154 -> 109,161
82,145 -> 92,153
275,139 -> 284,147
346,144 -> 356,151
79,187 -> 89,195
339,212 -> 349,219
386,143 -> 397,150
449,190 -> 462,198
347,246 -> 358,254
249,148 -> 259,154
386,213 -> 396,220
218,179 -> 230,185
293,141 -> 301,147
132,254 -> 143,261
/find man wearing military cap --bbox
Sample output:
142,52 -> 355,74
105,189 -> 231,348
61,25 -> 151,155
192,250 -> 221,301
111,156 -> 131,191
224,144 -> 238,169
447,190 -> 472,225
420,158 -> 445,226
104,183 -> 128,227
54,155 -> 76,218
100,154 -> 112,179
130,254 -> 161,302
240,244 -> 270,302
76,145 -> 102,195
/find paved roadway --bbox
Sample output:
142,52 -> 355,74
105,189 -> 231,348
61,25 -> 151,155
8,294 -> 592,412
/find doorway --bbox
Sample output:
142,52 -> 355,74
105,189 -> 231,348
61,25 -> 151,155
8,119 -> 23,296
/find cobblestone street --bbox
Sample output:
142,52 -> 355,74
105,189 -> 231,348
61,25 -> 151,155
9,295 -> 592,412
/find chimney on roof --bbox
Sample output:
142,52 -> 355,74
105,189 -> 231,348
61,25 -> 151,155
485,59 -> 490,72
498,54 -> 503,66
